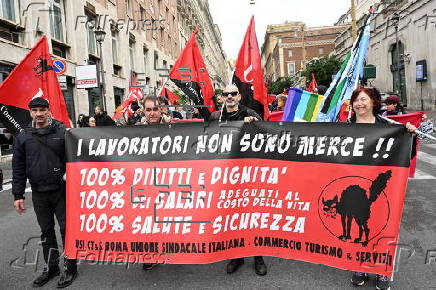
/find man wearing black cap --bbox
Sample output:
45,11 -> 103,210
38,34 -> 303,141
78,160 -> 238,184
12,97 -> 77,288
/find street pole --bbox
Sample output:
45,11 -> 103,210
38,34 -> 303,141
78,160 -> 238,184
394,16 -> 402,102
351,0 -> 357,41
98,41 -> 107,111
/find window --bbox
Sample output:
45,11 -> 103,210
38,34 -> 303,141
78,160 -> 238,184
287,62 -> 295,74
154,51 -> 158,69
111,30 -> 119,65
125,0 -> 132,17
158,0 -> 162,15
140,6 -> 146,21
288,49 -> 293,57
143,46 -> 149,75
129,39 -> 135,71
318,47 -> 324,55
0,0 -> 17,22
49,0 -> 66,42
114,87 -> 124,108
152,18 -> 157,40
86,13 -> 97,55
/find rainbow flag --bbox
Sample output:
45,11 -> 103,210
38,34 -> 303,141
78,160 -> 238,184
282,88 -> 325,122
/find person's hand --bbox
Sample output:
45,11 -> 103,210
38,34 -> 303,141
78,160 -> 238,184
422,113 -> 428,122
244,116 -> 259,123
14,199 -> 25,214
405,122 -> 417,134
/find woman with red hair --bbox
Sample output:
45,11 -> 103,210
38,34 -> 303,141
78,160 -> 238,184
347,87 -> 416,290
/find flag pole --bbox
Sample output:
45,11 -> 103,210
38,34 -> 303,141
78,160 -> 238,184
380,116 -> 436,141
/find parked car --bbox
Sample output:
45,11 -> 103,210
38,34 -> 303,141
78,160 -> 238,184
0,122 -> 13,150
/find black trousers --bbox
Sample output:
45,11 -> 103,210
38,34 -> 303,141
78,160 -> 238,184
32,187 -> 76,269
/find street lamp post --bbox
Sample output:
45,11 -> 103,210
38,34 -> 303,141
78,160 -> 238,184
94,27 -> 107,111
391,13 -> 402,102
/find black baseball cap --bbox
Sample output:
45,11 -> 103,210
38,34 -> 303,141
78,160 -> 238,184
28,97 -> 49,108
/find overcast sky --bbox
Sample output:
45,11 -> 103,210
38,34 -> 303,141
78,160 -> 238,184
208,0 -> 350,59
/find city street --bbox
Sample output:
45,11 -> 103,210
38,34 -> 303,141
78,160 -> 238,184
0,140 -> 435,289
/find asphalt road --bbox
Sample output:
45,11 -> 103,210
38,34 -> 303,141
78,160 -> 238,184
0,142 -> 435,290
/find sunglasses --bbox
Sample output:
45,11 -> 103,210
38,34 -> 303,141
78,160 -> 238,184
223,91 -> 239,96
145,107 -> 160,112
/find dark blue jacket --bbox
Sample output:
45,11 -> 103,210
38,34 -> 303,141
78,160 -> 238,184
12,119 -> 66,200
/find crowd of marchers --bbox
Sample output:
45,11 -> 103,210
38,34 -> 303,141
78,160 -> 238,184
11,84 -> 421,290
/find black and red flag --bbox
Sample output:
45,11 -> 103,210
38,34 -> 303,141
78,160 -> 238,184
232,16 -> 268,119
0,36 -> 70,134
159,87 -> 179,104
169,28 -> 214,120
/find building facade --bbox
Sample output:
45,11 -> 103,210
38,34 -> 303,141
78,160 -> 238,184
0,0 -> 227,126
177,0 -> 229,89
365,0 -> 436,110
335,0 -> 381,60
261,22 -> 346,83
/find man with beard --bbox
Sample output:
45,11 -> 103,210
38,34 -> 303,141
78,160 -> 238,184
210,84 -> 260,123
210,85 -> 266,276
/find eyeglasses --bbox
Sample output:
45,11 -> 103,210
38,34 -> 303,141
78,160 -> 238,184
145,107 -> 160,112
223,91 -> 239,97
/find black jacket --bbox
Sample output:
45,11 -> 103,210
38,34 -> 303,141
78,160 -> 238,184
12,119 -> 66,200
210,105 -> 261,121
94,112 -> 116,126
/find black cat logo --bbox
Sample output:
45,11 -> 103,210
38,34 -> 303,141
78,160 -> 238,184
318,171 -> 392,246
33,57 -> 53,76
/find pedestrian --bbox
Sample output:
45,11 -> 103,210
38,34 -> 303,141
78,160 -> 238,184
347,87 -> 416,290
88,116 -> 96,127
138,95 -> 170,271
210,84 -> 267,276
382,94 -> 405,116
139,96 -> 171,125
12,97 -> 78,288
76,114 -> 86,127
94,106 -> 116,126
276,95 -> 287,111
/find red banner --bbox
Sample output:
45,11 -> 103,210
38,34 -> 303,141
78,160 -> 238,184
386,112 -> 423,177
65,122 -> 412,277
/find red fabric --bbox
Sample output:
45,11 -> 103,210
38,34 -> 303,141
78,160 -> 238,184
387,112 -> 423,178
267,111 -> 284,121
267,94 -> 276,105
234,16 -> 269,119
306,73 -> 318,93
0,36 -> 70,127
169,28 -> 215,112
172,118 -> 204,123
113,75 -> 144,120
160,88 -> 179,104
338,101 -> 351,122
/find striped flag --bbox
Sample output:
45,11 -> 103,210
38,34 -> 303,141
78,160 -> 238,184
316,12 -> 373,122
282,88 -> 325,122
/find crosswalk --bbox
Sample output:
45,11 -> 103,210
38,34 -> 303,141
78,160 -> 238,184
0,179 -> 31,193
411,142 -> 436,180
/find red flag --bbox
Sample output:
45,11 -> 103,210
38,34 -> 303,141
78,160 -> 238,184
307,73 -> 318,92
113,75 -> 144,120
233,16 -> 269,119
387,112 -> 423,178
169,28 -> 214,119
159,88 -> 179,104
0,36 -> 70,134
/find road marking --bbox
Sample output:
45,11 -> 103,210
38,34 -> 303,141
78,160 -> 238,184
0,182 -> 31,192
417,151 -> 436,165
411,169 -> 436,180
